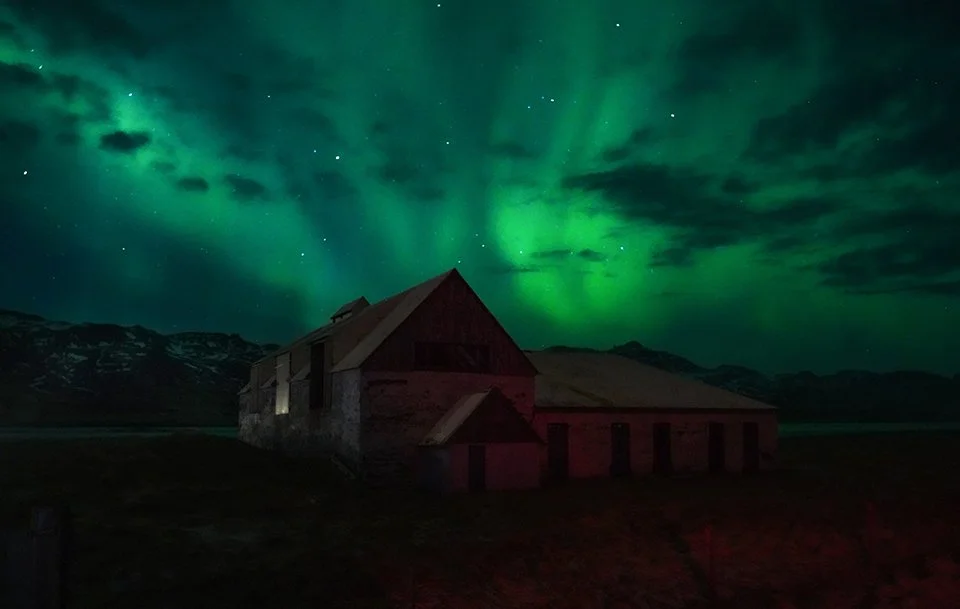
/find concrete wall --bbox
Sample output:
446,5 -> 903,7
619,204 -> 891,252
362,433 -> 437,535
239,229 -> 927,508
533,409 -> 778,478
329,369 -> 363,469
237,370 -> 364,467
239,387 -> 277,449
361,370 -> 536,483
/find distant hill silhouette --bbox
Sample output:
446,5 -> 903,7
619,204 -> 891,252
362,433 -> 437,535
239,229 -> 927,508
545,341 -> 960,422
0,309 -> 275,426
1,309 -> 956,425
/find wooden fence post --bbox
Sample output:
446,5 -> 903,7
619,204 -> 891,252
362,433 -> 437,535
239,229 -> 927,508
31,506 -> 69,609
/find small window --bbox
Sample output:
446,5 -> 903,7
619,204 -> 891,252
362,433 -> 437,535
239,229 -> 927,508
414,342 -> 491,373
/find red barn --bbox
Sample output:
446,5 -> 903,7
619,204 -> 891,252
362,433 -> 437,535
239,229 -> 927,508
238,268 -> 542,489
238,268 -> 779,491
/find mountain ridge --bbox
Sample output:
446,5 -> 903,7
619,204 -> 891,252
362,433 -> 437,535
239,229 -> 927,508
0,308 -> 277,426
1,309 -> 957,425
545,341 -> 960,421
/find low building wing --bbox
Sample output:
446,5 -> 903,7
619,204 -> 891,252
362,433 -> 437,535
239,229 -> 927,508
528,350 -> 775,412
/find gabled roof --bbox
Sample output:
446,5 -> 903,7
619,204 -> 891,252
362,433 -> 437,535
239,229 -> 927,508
330,269 -> 456,372
529,351 -> 776,412
255,271 -> 453,366
420,388 -> 543,446
257,267 -> 536,376
421,391 -> 489,445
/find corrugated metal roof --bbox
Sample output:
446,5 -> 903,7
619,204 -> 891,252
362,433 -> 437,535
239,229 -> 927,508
420,391 -> 490,446
331,269 -> 456,372
528,351 -> 775,411
254,269 -> 455,369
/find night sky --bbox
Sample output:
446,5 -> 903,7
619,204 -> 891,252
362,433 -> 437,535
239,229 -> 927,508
1,1 -> 958,375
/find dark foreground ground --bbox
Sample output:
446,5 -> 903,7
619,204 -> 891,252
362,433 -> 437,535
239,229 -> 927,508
2,433 -> 959,609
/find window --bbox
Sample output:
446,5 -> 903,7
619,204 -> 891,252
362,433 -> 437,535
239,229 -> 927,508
275,353 -> 290,415
414,342 -> 491,373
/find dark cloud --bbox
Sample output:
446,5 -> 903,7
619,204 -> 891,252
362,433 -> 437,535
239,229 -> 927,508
312,171 -> 356,201
563,163 -> 841,267
0,61 -> 111,118
720,176 -> 756,196
856,98 -> 960,177
369,120 -> 390,136
674,4 -> 804,94
222,72 -> 252,93
175,177 -> 210,193
0,119 -> 42,149
813,205 -> 960,293
377,159 -> 421,185
489,141 -> 538,160
742,0 -> 960,178
7,0 -> 151,57
485,263 -> 544,276
99,130 -> 150,153
150,160 -> 177,174
55,132 -> 80,146
0,20 -> 28,49
577,249 -> 607,262
49,73 -> 113,122
286,107 -> 342,144
223,144 -> 268,163
410,185 -> 445,203
528,249 -> 608,263
224,174 -> 269,202
649,246 -> 695,268
374,156 -> 447,204
599,128 -> 653,165
745,71 -> 907,161
0,62 -> 45,90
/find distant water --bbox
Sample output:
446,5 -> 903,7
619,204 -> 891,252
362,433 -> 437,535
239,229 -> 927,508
778,421 -> 960,437
1,422 -> 960,442
0,426 -> 238,441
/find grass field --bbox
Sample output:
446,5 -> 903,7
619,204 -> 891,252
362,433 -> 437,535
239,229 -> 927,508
2,432 -> 959,608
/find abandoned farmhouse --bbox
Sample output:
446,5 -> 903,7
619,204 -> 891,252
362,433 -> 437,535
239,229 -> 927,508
238,268 -> 777,491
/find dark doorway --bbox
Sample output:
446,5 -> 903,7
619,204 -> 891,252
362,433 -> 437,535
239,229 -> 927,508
708,422 -> 726,473
419,448 -> 449,494
610,423 -> 631,477
742,422 -> 760,473
468,445 -> 487,491
546,423 -> 569,483
652,422 -> 672,475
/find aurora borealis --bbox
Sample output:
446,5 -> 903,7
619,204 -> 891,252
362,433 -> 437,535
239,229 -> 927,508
1,0 -> 958,374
